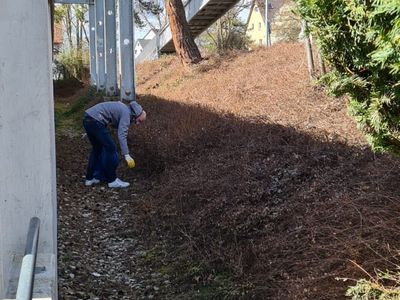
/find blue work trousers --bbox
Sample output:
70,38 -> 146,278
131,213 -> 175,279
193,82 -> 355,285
83,114 -> 119,183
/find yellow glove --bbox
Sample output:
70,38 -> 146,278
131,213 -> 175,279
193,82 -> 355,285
124,154 -> 136,169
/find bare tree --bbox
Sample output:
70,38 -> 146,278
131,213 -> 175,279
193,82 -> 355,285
204,0 -> 251,53
135,0 -> 166,30
135,0 -> 166,31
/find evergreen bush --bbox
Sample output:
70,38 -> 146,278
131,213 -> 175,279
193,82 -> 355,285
296,0 -> 400,154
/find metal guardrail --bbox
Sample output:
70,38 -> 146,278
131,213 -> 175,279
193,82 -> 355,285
16,217 -> 40,300
54,0 -> 92,4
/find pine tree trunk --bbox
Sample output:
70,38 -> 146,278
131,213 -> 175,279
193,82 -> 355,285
165,0 -> 202,65
66,6 -> 73,49
217,18 -> 223,52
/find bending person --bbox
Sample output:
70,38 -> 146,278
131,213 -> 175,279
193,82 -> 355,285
83,100 -> 146,188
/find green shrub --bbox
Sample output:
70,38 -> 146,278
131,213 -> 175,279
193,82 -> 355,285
296,0 -> 400,155
345,270 -> 400,300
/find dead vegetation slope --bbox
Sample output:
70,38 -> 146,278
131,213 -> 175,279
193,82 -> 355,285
129,44 -> 400,299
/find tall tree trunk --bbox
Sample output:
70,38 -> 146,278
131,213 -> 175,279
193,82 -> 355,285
165,0 -> 202,65
66,6 -> 73,49
82,21 -> 89,44
76,20 -> 80,50
217,18 -> 223,52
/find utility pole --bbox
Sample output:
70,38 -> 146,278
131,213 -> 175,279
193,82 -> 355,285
265,0 -> 271,46
302,20 -> 315,80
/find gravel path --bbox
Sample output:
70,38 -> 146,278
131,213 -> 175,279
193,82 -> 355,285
57,136 -> 174,300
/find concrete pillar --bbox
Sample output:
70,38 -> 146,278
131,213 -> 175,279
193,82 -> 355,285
0,0 -> 57,298
105,0 -> 118,96
89,1 -> 97,86
119,0 -> 135,101
96,0 -> 106,91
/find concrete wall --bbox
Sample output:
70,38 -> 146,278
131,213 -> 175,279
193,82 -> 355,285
0,0 -> 57,298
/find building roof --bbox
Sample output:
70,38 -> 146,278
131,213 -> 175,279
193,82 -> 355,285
249,0 -> 286,23
54,22 -> 63,45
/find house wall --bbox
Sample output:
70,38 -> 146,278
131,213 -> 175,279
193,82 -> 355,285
135,42 -> 144,58
247,4 -> 267,45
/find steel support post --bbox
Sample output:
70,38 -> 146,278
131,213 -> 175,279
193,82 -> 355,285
95,0 -> 106,91
105,0 -> 118,96
89,2 -> 97,86
119,0 -> 135,101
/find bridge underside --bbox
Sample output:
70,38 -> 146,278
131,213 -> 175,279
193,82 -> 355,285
161,0 -> 239,53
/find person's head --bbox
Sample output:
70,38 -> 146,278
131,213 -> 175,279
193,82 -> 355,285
126,100 -> 146,125
129,101 -> 142,116
135,110 -> 146,125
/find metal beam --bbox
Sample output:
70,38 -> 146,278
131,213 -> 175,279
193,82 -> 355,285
89,2 -> 97,86
105,0 -> 117,96
95,0 -> 106,91
119,0 -> 135,101
54,0 -> 92,4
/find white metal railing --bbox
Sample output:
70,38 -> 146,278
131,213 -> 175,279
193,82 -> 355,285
15,217 -> 40,300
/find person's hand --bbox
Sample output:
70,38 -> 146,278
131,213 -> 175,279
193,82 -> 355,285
125,154 -> 136,169
136,110 -> 146,125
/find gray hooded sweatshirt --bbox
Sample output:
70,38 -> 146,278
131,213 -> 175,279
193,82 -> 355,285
85,101 -> 143,155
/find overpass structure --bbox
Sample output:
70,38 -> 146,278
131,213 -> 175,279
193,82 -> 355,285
136,0 -> 241,64
52,0 -> 244,95
55,0 -> 137,101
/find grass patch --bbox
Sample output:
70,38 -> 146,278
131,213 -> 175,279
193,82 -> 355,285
157,258 -> 249,299
55,87 -> 101,130
189,271 -> 249,300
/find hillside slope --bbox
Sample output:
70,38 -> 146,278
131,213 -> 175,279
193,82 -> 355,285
136,44 -> 365,146
57,44 -> 400,299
